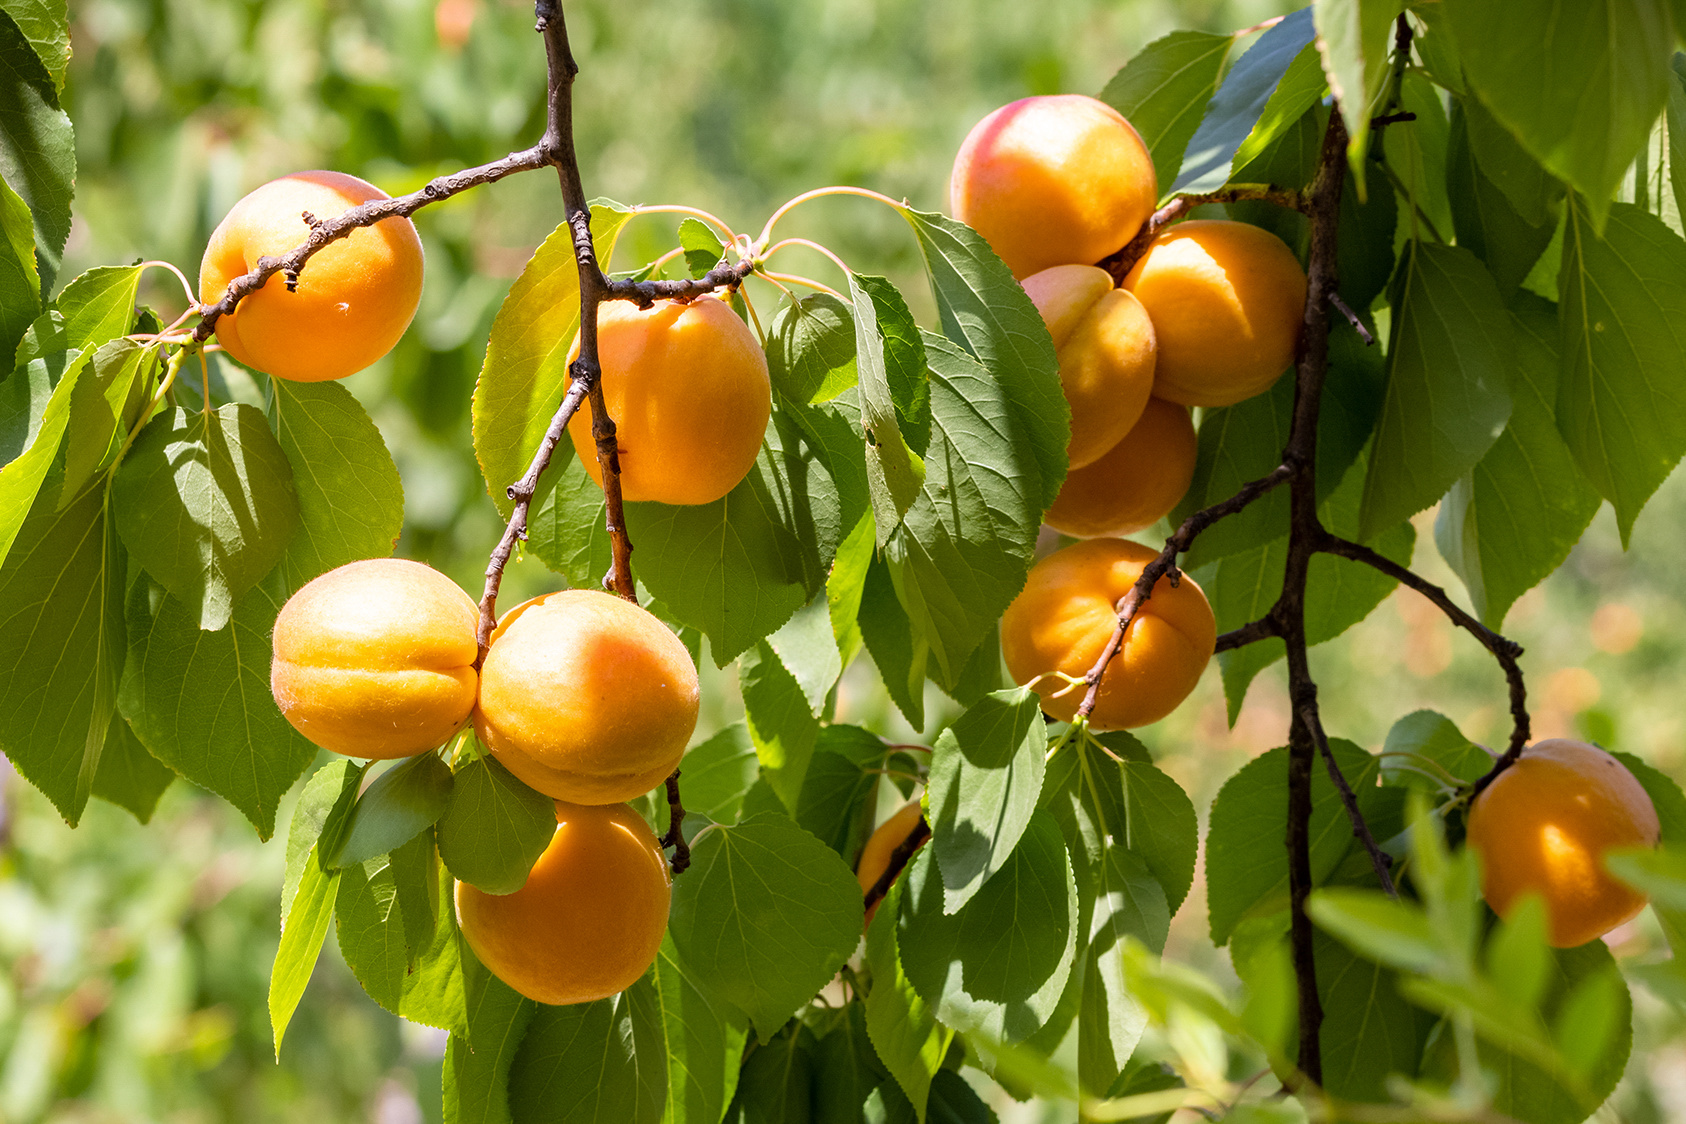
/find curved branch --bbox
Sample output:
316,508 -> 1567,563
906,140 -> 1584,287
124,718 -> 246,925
1300,703 -> 1397,896
1100,186 -> 1308,284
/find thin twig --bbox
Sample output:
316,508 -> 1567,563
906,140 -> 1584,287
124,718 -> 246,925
863,816 -> 931,915
1099,186 -> 1308,284
1300,704 -> 1397,896
661,769 -> 691,875
1327,292 -> 1374,345
1215,615 -> 1282,653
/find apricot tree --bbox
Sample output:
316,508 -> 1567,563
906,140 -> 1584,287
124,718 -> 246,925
3,1 -> 1686,1122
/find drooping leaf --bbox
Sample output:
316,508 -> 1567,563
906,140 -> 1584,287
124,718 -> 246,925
1098,30 -> 1233,195
766,292 -> 857,404
60,338 -> 151,502
508,979 -> 666,1124
283,759 -> 361,923
866,878 -> 950,1121
444,950 -> 536,1124
794,750 -> 880,862
327,753 -> 455,868
1360,241 -> 1512,540
269,774 -> 358,1058
728,1024 -> 817,1122
668,814 -> 863,1038
767,593 -> 843,718
1445,0 -> 1670,229
1380,71 -> 1454,243
270,378 -> 405,592
118,575 -> 317,840
1227,43 -> 1327,178
0,172 -> 38,359
859,550 -> 927,730
1378,710 -> 1492,792
473,203 -> 632,515
651,936 -> 749,1124
336,852 -> 466,1032
524,452 -> 609,590
1312,0 -> 1405,173
1434,293 -> 1600,627
0,7 -> 71,291
927,687 -> 1046,913
113,404 -> 301,631
0,344 -> 88,565
0,476 -> 125,826
437,755 -> 556,896
90,710 -> 176,823
1556,199 -> 1686,543
849,271 -> 926,543
1173,9 -> 1317,192
1447,99 -> 1561,298
812,1003 -> 890,1124
1315,932 -> 1424,1102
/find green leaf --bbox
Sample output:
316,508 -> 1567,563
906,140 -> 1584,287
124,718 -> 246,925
269,850 -> 339,1059
60,339 -> 150,502
897,208 -> 1067,514
740,639 -> 821,812
1609,749 -> 1686,845
327,753 -> 454,868
508,979 -> 666,1124
0,345 -> 89,566
1445,0 -> 1671,228
767,293 -> 858,404
728,1024 -> 816,1122
1378,709 -> 1491,791
628,399 -> 858,665
55,264 -> 143,353
437,755 -> 555,896
1447,100 -> 1561,297
1228,43 -> 1328,177
1463,91 -> 1567,231
524,452 -> 608,589
1434,293 -> 1600,627
0,476 -> 124,824
794,750 -> 879,862
390,829 -> 441,965
849,272 -> 926,543
679,722 -> 761,825
1227,103 -> 1319,256
928,687 -> 1046,913
813,1003 -> 889,1124
1360,242 -> 1512,539
882,334 -> 1043,687
0,7 -> 70,291
767,593 -> 843,718
1669,55 -> 1686,231
0,172 -> 38,359
1557,199 -> 1686,542
865,878 -> 950,1121
473,204 -> 632,515
336,850 -> 466,1032
118,576 -> 316,840
283,759 -> 361,923
1314,931 -> 1424,1102
1080,847 -> 1169,1093
678,217 -> 726,279
668,814 -> 863,1038
1313,0 -> 1405,173
1173,9 -> 1317,192
0,0 -> 66,88
651,935 -> 749,1124
444,949 -> 536,1124
270,379 -> 405,592
1381,71 -> 1454,243
859,551 -> 927,730
113,404 -> 301,631
1098,30 -> 1232,195
899,810 -> 1078,1044
90,710 -> 175,823
1205,739 -> 1388,945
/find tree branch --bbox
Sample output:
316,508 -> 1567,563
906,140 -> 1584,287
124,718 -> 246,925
661,769 -> 691,875
1100,186 -> 1309,284
1215,615 -> 1282,653
863,816 -> 931,915
1300,703 -> 1396,896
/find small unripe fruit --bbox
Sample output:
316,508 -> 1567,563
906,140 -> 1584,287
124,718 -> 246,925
1467,739 -> 1660,948
1001,538 -> 1215,730
1123,220 -> 1307,407
951,94 -> 1157,280
475,590 -> 700,805
199,171 -> 424,382
857,799 -> 926,928
1021,265 -> 1157,469
457,801 -> 672,1005
1045,398 -> 1196,539
567,296 -> 771,505
270,559 -> 478,759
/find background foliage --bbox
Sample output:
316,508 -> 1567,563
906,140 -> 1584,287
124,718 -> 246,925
8,0 -> 1686,1120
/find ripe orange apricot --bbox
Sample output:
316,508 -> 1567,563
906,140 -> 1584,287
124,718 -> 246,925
457,801 -> 672,1005
1122,220 -> 1307,407
199,171 -> 424,382
858,799 -> 927,927
271,558 -> 478,759
1044,398 -> 1196,539
951,94 -> 1157,280
566,296 -> 771,505
1466,739 -> 1660,948
1001,538 -> 1215,730
475,590 -> 700,804
1021,265 -> 1157,468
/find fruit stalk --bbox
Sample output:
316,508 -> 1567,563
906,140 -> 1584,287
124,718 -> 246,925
1099,185 -> 1309,284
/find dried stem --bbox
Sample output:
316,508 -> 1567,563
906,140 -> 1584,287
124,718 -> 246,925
1099,185 -> 1308,284
863,816 -> 931,915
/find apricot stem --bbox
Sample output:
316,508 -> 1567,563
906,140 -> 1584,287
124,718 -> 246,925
138,260 -> 198,313
1098,184 -> 1308,284
762,237 -> 855,283
758,270 -> 845,301
756,185 -> 907,251
626,204 -> 739,246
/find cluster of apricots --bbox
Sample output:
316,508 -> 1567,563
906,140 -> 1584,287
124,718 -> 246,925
951,94 -> 1305,731
270,559 -> 697,1005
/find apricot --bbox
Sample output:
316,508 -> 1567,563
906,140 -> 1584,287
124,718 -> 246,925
270,559 -> 478,759
1001,538 -> 1215,730
475,590 -> 699,804
1021,265 -> 1157,468
1044,398 -> 1196,539
457,801 -> 672,1005
1122,220 -> 1307,407
951,94 -> 1157,280
199,171 -> 424,382
858,799 -> 927,927
1466,739 -> 1660,948
566,296 -> 771,505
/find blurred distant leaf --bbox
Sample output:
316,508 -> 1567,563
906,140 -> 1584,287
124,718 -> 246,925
0,476 -> 124,825
119,576 -> 317,840
445,950 -> 535,1124
0,173 -> 38,359
866,878 -> 950,1119
651,935 -> 749,1124
669,814 -> 862,1038
0,8 -> 71,290
1308,888 -> 1443,975
437,755 -> 555,896
1098,30 -> 1232,194
1557,200 -> 1686,544
928,687 -> 1045,913
474,203 -> 631,516
678,723 -> 761,825
90,710 -> 175,823
767,292 -> 857,403
270,379 -> 405,593
1173,9 -> 1316,192
114,404 -> 301,631
327,753 -> 454,868
508,975 -> 664,1124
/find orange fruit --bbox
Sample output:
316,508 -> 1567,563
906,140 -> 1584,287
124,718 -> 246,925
1044,398 -> 1196,538
858,799 -> 927,927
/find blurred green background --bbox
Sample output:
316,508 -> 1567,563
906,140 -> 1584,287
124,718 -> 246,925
9,0 -> 1685,1119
